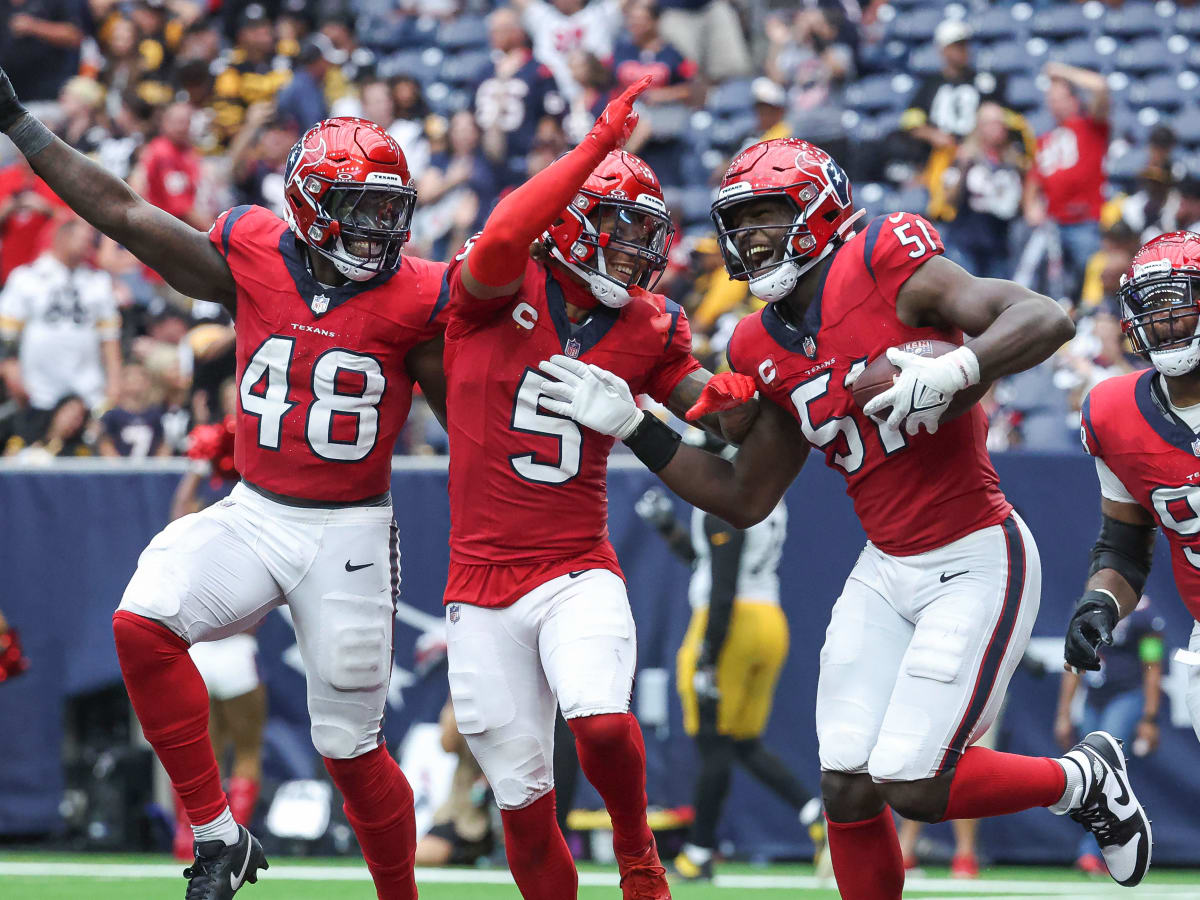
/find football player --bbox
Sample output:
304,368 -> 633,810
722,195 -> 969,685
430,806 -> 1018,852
0,70 -> 448,900
441,76 -> 735,900
537,138 -> 1153,895
1073,231 -> 1200,748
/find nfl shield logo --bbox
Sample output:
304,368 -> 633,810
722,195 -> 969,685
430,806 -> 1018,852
565,337 -> 582,358
802,335 -> 817,359
448,604 -> 460,624
1191,438 -> 1200,458
311,293 -> 330,314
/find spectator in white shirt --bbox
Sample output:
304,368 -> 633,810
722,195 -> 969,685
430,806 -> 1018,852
0,218 -> 122,438
511,0 -> 623,101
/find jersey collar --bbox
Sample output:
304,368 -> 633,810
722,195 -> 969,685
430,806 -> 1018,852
545,268 -> 619,358
1136,369 -> 1200,455
278,232 -> 400,318
760,243 -> 838,359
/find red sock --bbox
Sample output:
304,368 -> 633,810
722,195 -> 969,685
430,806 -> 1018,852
324,745 -> 417,900
826,808 -> 904,900
501,791 -> 578,900
568,713 -> 653,857
112,611 -> 228,827
227,776 -> 259,826
942,746 -> 1066,820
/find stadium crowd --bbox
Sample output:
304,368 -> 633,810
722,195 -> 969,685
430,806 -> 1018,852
0,0 -> 1196,459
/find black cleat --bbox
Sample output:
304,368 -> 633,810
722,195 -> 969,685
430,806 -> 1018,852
1063,732 -> 1152,887
183,825 -> 268,899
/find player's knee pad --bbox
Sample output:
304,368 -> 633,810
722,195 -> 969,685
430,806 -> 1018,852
817,725 -> 875,774
869,704 -> 935,782
315,592 -> 393,692
447,631 -> 518,736
903,608 -> 973,686
480,735 -> 554,810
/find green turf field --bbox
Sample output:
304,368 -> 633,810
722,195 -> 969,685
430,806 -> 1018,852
2,854 -> 1199,899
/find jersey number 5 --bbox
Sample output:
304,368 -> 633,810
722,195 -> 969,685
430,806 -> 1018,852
240,336 -> 386,462
509,369 -> 582,484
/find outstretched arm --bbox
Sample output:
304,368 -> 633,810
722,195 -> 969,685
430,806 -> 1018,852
457,75 -> 653,301
0,69 -> 236,309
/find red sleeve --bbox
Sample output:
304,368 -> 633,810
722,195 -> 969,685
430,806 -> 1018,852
641,300 -> 702,404
207,205 -> 260,259
861,212 -> 946,304
446,235 -> 540,329
413,258 -> 452,342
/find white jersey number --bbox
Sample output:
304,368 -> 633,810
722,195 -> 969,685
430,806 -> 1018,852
1150,484 -> 1200,570
789,363 -> 905,473
240,336 -> 386,461
510,369 -> 582,484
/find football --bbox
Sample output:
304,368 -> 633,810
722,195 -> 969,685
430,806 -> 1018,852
851,339 -> 989,423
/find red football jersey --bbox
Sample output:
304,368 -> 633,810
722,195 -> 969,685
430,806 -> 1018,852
143,136 -> 203,220
1034,115 -> 1109,225
728,212 -> 1012,556
443,251 -> 701,608
1082,370 -> 1200,621
208,205 -> 448,502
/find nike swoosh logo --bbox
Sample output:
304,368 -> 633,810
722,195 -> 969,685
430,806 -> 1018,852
940,570 -> 969,583
1102,765 -> 1137,818
345,561 -> 374,572
230,835 -> 252,892
568,571 -> 586,579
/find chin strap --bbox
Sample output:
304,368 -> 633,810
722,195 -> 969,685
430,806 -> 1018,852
748,210 -> 865,303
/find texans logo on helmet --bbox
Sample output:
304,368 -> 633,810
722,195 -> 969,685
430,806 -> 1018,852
822,160 -> 852,208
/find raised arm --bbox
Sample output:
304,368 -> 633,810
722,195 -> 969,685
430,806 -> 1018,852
0,69 -> 237,309
457,75 -> 653,301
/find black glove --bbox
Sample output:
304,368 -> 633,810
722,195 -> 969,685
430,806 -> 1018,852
0,67 -> 27,132
1064,589 -> 1119,672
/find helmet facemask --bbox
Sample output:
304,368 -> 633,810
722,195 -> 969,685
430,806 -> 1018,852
1119,263 -> 1200,377
294,177 -> 416,282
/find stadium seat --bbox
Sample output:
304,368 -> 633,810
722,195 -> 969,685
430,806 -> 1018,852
971,6 -> 1025,44
1129,73 -> 1190,112
1101,2 -> 1165,39
706,79 -> 755,118
1113,37 -> 1178,76
377,49 -> 436,83
1106,144 -> 1150,184
707,113 -> 757,151
1005,74 -> 1041,112
647,104 -> 692,141
675,185 -> 717,228
439,49 -> 493,87
1048,37 -> 1115,72
977,40 -> 1036,75
906,44 -> 942,76
1177,8 -> 1200,37
845,74 -> 913,114
1029,4 -> 1095,40
437,15 -> 489,52
1023,108 -> 1054,137
888,7 -> 944,45
1175,106 -> 1200,149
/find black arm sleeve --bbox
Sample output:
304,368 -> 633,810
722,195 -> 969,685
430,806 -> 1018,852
701,514 -> 745,659
1088,513 -> 1156,597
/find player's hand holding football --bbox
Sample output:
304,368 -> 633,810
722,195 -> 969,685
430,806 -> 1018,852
588,74 -> 653,151
862,345 -> 980,435
1063,589 -> 1118,672
0,66 -> 29,132
685,372 -> 757,422
537,355 -> 644,439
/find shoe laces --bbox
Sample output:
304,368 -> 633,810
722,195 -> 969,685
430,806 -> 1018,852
183,854 -> 218,900
1072,802 -> 1117,844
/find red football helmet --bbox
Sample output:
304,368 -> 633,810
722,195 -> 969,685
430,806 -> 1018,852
1119,230 -> 1200,376
711,138 -> 862,302
544,150 -> 675,308
283,117 -> 416,282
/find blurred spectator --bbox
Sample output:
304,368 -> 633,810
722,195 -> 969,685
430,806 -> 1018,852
748,77 -> 790,144
1054,595 -> 1163,874
1177,177 -> 1200,233
211,4 -> 292,146
0,220 -> 120,444
1145,124 -> 1184,183
0,154 -> 68,283
562,50 -> 614,144
412,698 -> 496,867
230,102 -> 300,213
132,102 -> 208,230
940,101 -> 1027,279
765,9 -> 853,165
389,76 -> 433,179
1111,166 -> 1180,242
475,7 -> 565,186
619,1 -> 698,186
512,0 -> 623,101
275,33 -> 346,132
96,92 -> 154,179
96,14 -> 157,105
55,76 -> 108,154
1079,221 -> 1141,315
0,0 -> 91,103
902,21 -> 1008,222
4,393 -> 94,458
684,235 -> 753,336
98,363 -> 169,457
414,110 -> 498,260
1025,62 -> 1110,300
656,0 -> 751,82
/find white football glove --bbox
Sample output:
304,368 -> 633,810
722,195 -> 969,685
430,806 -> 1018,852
537,354 -> 643,439
862,345 -> 980,436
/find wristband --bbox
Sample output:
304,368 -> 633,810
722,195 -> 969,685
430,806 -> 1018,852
623,411 -> 681,472
9,113 -> 53,158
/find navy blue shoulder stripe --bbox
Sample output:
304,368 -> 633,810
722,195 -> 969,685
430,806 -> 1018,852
664,299 -> 683,349
428,270 -> 451,324
862,215 -> 886,285
220,205 -> 255,257
1080,393 -> 1100,455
